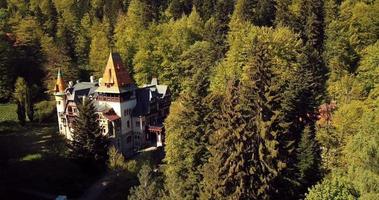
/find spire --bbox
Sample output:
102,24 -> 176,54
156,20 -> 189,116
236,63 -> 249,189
54,68 -> 65,94
100,52 -> 133,90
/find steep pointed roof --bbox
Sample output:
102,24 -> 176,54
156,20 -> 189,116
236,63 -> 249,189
101,52 -> 133,89
54,69 -> 65,94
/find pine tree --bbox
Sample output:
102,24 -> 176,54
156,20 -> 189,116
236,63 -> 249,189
230,0 -> 255,24
254,0 -> 276,26
164,41 -> 217,200
204,27 -> 313,199
13,77 -> 27,125
128,164 -> 162,200
300,0 -> 325,53
69,99 -> 109,167
167,0 -> 193,19
274,0 -> 295,28
201,81 -> 252,200
296,125 -> 321,198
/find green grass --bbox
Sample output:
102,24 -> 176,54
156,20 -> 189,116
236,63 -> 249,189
0,104 -> 17,122
0,123 -> 100,199
20,153 -> 43,161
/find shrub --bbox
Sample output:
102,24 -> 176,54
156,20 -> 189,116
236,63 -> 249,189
34,100 -> 56,123
108,146 -> 127,171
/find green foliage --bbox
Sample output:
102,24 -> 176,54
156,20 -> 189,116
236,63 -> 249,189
0,33 -> 14,102
108,146 -> 127,172
325,0 -> 379,85
342,101 -> 379,199
40,36 -> 77,90
164,41 -> 217,199
203,27 -> 314,199
128,164 -> 162,200
114,0 -> 151,72
275,0 -> 295,28
296,125 -> 321,197
13,77 -> 27,125
132,8 -> 205,96
34,100 -> 56,123
20,153 -> 43,161
1,0 -> 379,199
305,174 -> 357,200
89,20 -> 111,78
69,99 -> 109,167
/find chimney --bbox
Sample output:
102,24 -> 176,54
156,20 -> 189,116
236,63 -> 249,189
151,77 -> 158,85
68,81 -> 74,88
99,78 -> 103,86
90,76 -> 95,83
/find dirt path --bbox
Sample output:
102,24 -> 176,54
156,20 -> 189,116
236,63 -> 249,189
78,147 -> 160,200
79,171 -> 117,200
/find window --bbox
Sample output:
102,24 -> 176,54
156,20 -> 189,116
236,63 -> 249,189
127,120 -> 130,128
127,136 -> 131,143
136,121 -> 139,127
57,101 -> 61,105
124,109 -> 127,116
117,138 -> 121,148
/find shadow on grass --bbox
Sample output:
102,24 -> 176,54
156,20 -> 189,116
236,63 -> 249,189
96,147 -> 165,200
0,122 -> 101,199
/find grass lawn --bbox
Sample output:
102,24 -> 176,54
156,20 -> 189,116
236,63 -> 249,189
0,104 -> 17,122
0,122 -> 101,199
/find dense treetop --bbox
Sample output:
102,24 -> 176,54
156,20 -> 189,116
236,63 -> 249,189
0,0 -> 378,199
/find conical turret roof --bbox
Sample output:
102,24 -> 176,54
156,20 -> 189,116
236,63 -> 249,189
54,69 -> 65,94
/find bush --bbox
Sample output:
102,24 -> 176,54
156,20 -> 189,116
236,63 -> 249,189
34,100 -> 56,123
108,146 -> 127,171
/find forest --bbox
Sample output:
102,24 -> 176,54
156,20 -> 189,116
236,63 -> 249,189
0,0 -> 378,199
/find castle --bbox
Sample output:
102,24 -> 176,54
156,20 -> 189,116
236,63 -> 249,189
54,52 -> 171,156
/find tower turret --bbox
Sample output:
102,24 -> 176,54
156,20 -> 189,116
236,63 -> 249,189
54,69 -> 66,135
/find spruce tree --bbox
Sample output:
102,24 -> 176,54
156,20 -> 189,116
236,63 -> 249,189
254,0 -> 276,26
274,0 -> 295,28
164,41 -> 217,200
69,98 -> 109,167
128,164 -> 162,200
296,125 -> 321,198
204,28 -> 314,199
299,0 -> 327,92
201,81 -> 252,200
300,0 -> 325,53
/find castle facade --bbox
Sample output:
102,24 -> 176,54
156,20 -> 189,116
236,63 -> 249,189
54,52 -> 170,156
